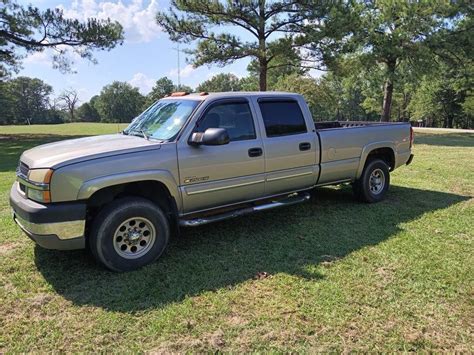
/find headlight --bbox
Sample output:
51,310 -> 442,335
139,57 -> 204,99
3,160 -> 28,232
26,168 -> 53,203
28,168 -> 53,184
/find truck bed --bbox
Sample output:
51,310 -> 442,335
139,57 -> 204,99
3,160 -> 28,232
315,121 -> 409,130
315,120 -> 412,185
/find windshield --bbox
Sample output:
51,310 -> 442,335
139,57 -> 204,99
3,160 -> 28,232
124,99 -> 199,140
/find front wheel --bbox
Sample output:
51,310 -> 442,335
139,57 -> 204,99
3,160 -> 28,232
89,197 -> 170,272
353,159 -> 390,203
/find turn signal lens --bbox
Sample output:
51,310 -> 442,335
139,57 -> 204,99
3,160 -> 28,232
28,188 -> 51,203
28,169 -> 54,184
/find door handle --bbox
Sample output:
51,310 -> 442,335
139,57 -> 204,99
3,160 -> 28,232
248,147 -> 263,157
299,142 -> 311,151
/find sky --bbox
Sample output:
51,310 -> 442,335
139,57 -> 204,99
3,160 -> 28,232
17,0 -> 252,102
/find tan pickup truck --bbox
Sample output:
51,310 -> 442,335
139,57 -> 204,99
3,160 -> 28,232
10,92 -> 414,271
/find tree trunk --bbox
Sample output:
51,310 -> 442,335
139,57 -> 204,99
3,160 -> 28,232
447,115 -> 454,128
258,0 -> 267,91
381,60 -> 396,122
381,78 -> 394,122
259,59 -> 267,91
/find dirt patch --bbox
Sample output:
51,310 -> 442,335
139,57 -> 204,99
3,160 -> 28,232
227,314 -> 248,326
208,329 -> 226,348
28,293 -> 54,308
0,242 -> 20,255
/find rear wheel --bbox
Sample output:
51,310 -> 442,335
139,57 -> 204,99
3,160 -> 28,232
89,197 -> 170,272
353,159 -> 390,203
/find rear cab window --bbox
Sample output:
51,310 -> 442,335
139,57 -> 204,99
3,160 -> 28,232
258,99 -> 307,137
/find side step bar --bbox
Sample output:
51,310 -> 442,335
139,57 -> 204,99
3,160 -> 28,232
179,192 -> 311,227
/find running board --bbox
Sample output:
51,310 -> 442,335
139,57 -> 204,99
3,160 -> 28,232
179,192 -> 311,227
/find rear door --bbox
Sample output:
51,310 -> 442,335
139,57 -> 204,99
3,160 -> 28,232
255,97 -> 319,196
177,98 -> 265,213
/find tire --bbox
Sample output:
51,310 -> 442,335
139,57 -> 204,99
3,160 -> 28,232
353,159 -> 390,203
89,196 -> 170,272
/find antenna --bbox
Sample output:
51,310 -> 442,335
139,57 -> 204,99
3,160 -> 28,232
172,44 -> 181,89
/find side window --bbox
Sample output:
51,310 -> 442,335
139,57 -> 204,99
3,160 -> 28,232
259,100 -> 307,137
196,102 -> 256,141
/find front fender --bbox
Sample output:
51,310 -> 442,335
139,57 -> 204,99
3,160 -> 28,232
77,170 -> 182,211
356,142 -> 396,179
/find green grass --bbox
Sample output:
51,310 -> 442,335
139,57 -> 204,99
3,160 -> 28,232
0,122 -> 128,136
0,124 -> 473,352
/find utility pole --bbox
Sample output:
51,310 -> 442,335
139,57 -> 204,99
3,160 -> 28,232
172,44 -> 181,90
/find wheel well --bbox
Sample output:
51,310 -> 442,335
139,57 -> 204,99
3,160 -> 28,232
366,147 -> 395,170
85,180 -> 179,236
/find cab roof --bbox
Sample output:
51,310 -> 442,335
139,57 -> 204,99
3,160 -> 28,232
161,91 -> 301,101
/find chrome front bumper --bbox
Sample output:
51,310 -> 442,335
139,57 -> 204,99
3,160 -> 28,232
13,213 -> 86,250
10,183 -> 86,250
14,213 -> 85,240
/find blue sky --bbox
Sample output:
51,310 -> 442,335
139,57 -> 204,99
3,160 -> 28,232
17,0 -> 252,102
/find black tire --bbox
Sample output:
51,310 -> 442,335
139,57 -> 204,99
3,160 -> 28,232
89,197 -> 170,272
353,159 -> 390,203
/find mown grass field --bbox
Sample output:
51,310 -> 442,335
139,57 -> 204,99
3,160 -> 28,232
0,123 -> 473,352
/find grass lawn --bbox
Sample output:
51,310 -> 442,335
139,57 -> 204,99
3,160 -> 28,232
0,123 -> 473,352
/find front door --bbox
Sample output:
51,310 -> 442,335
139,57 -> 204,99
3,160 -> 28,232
177,98 -> 265,214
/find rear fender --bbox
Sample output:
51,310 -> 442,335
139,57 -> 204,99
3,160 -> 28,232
356,142 -> 396,179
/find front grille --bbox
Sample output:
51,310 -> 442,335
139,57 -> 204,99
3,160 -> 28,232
18,162 -> 29,177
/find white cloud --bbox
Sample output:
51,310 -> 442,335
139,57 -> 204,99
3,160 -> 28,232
128,72 -> 155,94
168,64 -> 196,79
57,0 -> 161,43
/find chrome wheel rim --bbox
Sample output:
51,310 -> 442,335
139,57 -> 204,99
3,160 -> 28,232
369,168 -> 385,195
113,217 -> 156,259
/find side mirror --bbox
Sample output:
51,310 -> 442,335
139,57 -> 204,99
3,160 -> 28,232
189,128 -> 230,146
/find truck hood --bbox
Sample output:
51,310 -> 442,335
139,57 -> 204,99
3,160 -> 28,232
21,134 -> 161,169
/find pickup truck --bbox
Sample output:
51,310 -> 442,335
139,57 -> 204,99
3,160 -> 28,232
10,92 -> 414,271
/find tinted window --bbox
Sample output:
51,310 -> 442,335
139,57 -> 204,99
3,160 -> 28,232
259,100 -> 307,137
196,102 -> 256,141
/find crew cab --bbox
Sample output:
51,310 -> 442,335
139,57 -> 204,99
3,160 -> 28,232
10,92 -> 414,271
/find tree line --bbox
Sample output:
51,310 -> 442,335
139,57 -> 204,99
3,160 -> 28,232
1,0 -> 472,128
1,65 -> 473,128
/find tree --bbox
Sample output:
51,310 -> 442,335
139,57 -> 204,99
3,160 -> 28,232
408,62 -> 470,129
331,1 -> 463,121
95,81 -> 145,123
247,37 -> 308,90
144,77 -> 175,107
272,73 -> 369,121
6,76 -> 53,124
77,102 -> 100,122
0,80 -> 15,124
317,72 -> 370,121
239,75 -> 259,91
156,1 -> 322,91
57,89 -> 79,121
175,84 -> 193,93
273,74 -> 320,118
197,73 -> 242,92
0,0 -> 123,77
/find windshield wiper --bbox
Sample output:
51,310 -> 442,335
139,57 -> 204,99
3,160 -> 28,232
140,130 -> 150,140
126,129 -> 150,140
